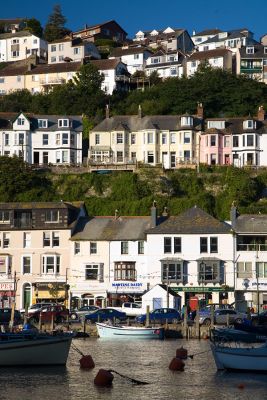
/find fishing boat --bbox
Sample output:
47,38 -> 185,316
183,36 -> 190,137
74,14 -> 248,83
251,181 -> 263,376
0,331 -> 73,366
96,322 -> 164,339
210,341 -> 267,371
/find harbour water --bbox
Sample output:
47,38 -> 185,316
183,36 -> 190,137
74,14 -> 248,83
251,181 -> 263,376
1,338 -> 267,400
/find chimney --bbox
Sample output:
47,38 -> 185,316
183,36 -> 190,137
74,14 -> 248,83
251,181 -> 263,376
138,104 -> 142,119
258,105 -> 265,121
230,202 -> 238,229
150,200 -> 157,228
196,102 -> 204,119
106,104 -> 110,119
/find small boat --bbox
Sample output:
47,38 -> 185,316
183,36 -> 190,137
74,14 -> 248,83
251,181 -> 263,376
210,341 -> 267,372
212,327 -> 267,343
0,331 -> 73,366
234,321 -> 267,336
96,322 -> 164,339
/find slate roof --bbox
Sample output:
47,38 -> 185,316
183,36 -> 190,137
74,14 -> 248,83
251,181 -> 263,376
235,214 -> 267,233
0,201 -> 84,210
0,30 -> 37,39
145,206 -> 231,234
192,29 -> 222,37
71,216 -> 152,241
188,48 -> 231,61
92,115 -> 203,132
239,44 -> 267,58
74,20 -> 127,35
110,46 -> 152,57
203,117 -> 267,134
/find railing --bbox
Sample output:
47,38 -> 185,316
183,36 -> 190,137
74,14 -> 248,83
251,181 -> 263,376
40,78 -> 66,85
13,218 -> 33,228
237,243 -> 267,251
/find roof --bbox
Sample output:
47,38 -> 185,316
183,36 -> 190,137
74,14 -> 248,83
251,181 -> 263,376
0,201 -> 83,210
193,29 -> 222,37
188,48 -> 231,61
110,46 -> 152,57
0,30 -> 37,39
204,117 -> 267,134
74,20 -> 127,35
91,58 -> 122,70
0,18 -> 25,24
145,206 -> 231,234
239,44 -> 267,58
235,214 -> 267,233
92,114 -> 203,132
71,216 -> 151,241
0,61 -> 81,77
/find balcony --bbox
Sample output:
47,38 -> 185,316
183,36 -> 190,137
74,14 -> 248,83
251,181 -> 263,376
237,243 -> 267,251
40,78 -> 66,85
240,67 -> 262,74
13,218 -> 32,228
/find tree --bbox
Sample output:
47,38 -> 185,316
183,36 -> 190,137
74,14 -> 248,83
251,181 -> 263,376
43,4 -> 70,42
25,18 -> 43,38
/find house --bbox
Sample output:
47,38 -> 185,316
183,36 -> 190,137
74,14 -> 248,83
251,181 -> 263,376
88,104 -> 203,168
0,201 -> 87,309
0,30 -> 47,62
0,18 -> 26,33
0,112 -> 83,165
48,36 -> 100,64
91,59 -> 130,94
145,49 -> 185,79
186,48 -> 233,77
145,205 -> 235,308
236,44 -> 267,84
133,27 -> 194,54
69,213 -> 151,308
109,45 -> 152,74
72,20 -> 127,43
191,28 -> 223,46
142,284 -> 181,310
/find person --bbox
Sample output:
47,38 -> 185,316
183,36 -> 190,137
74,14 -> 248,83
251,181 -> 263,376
250,306 -> 255,314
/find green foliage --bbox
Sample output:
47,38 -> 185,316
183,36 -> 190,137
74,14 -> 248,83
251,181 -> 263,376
43,4 -> 70,42
25,18 -> 43,38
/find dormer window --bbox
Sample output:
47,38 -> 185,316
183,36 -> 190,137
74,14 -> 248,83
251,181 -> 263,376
38,119 -> 48,128
17,118 -> 25,126
58,119 -> 70,128
246,46 -> 254,54
181,116 -> 193,126
207,121 -> 225,129
243,120 -> 254,129
264,47 -> 267,54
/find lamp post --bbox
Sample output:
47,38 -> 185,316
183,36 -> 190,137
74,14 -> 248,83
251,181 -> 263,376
199,261 -> 206,308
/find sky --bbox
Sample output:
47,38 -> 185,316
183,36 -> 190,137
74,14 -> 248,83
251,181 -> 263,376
2,0 -> 267,41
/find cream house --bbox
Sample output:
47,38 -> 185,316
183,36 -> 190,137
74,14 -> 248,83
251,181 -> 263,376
48,36 -> 100,64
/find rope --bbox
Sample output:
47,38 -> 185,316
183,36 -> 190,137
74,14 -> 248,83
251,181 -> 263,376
188,349 -> 212,359
108,369 -> 149,385
71,342 -> 85,357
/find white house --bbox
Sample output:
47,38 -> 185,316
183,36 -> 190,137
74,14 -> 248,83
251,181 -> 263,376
197,28 -> 255,53
0,112 -> 83,165
48,36 -> 100,64
91,59 -> 130,94
186,49 -> 232,77
145,49 -> 185,79
109,45 -> 152,74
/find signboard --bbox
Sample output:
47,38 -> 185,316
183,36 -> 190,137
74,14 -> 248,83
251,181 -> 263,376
109,282 -> 144,293
171,286 -> 235,293
0,283 -> 14,291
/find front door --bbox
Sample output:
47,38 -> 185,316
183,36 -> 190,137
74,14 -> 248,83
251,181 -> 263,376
33,152 -> 39,164
153,297 -> 162,310
162,152 -> 169,169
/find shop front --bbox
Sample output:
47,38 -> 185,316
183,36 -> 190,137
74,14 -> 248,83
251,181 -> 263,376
32,282 -> 69,306
0,282 -> 15,308
107,281 -> 146,306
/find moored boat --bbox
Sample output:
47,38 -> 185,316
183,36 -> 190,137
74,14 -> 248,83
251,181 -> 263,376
211,327 -> 267,343
0,331 -> 73,366
96,322 -> 164,339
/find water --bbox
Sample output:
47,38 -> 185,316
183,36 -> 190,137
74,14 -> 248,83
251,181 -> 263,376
1,338 -> 267,400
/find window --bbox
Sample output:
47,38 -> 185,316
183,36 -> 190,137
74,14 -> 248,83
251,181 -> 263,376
85,264 -> 99,280
90,242 -> 97,254
256,262 -> 267,278
74,242 -> 80,255
200,237 -> 208,253
42,255 -> 60,274
22,256 -> 31,274
147,132 -> 153,144
59,55 -> 64,61
52,232 -> 59,247
170,133 -> 176,144
237,262 -> 252,278
116,133 -> 123,144
114,262 -> 136,281
162,261 -> 183,282
210,237 -> 218,253
18,133 -> 24,145
59,44 -> 64,51
147,151 -> 154,163
174,237 -> 181,253
42,134 -> 49,145
121,241 -> 128,254
162,133 -> 167,144
184,132 -> 191,144
45,210 -> 59,223
3,233 -> 10,248
62,150 -> 68,163
0,211 -> 10,223
0,77 -> 5,83
224,136 -> 230,147
181,116 -> 193,127
170,67 -> 177,76
4,134 -> 9,146
73,47 -> 81,55
0,256 -> 8,274
199,261 -> 220,283
23,232 -> 31,248
131,134 -> 136,144
246,47 -> 254,54
17,118 -> 25,126
131,152 -> 136,162
233,136 -> 239,147
38,119 -> 48,128
243,120 -> 254,129
11,51 -> 19,57
210,135 -> 216,146
56,133 -> 60,145
51,45 -> 56,52
164,237 -> 172,253
191,61 -> 197,68
58,119 -> 69,128
62,133 -> 68,145
43,232 -> 50,247
32,75 -> 38,82
247,135 -> 254,146
138,241 -> 144,254
95,134 -> 100,145
134,54 -> 140,59
117,151 -> 123,162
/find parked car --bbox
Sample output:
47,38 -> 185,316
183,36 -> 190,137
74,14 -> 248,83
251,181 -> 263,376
199,308 -> 246,326
21,302 -> 57,316
84,308 -> 127,324
251,310 -> 267,326
136,308 -> 181,325
29,305 -> 69,324
70,305 -> 99,320
0,308 -> 22,326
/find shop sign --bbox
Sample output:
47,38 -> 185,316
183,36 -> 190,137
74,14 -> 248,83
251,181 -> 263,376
110,282 -> 144,292
171,286 -> 234,293
251,281 -> 267,289
0,283 -> 14,291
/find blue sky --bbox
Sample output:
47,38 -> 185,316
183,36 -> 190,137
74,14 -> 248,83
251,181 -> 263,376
3,0 -> 267,41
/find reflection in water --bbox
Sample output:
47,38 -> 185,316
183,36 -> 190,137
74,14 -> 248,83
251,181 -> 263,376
1,338 -> 267,400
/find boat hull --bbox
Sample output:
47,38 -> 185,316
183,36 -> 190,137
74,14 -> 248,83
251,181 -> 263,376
96,323 -> 164,339
0,334 -> 72,366
210,342 -> 267,372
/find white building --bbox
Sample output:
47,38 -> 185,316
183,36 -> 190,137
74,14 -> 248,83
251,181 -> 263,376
145,49 -> 185,79
186,49 -> 232,77
0,112 -> 83,165
48,36 -> 100,64
109,45 -> 152,74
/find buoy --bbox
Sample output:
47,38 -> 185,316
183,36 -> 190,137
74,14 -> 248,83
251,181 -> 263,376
79,355 -> 95,369
237,383 -> 245,390
176,347 -> 188,359
169,357 -> 185,371
94,369 -> 114,386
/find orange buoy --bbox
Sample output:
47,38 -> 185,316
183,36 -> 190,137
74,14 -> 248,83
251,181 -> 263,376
79,355 -> 95,369
176,347 -> 188,359
169,357 -> 185,371
237,383 -> 245,390
94,369 -> 114,386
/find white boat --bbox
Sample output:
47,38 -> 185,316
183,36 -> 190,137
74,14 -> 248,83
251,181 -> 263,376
210,341 -> 267,371
0,331 -> 73,366
96,322 -> 164,339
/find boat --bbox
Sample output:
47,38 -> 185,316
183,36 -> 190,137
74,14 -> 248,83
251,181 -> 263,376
210,341 -> 267,371
96,322 -> 164,339
0,331 -> 73,366
234,321 -> 267,336
211,327 -> 267,343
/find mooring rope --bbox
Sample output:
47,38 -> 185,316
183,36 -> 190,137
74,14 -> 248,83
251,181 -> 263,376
108,369 -> 150,385
188,349 -> 212,359
71,342 -> 85,357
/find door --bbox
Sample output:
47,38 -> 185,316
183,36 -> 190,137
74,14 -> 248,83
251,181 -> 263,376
33,152 -> 39,164
162,152 -> 169,169
153,297 -> 162,310
43,152 -> 49,165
